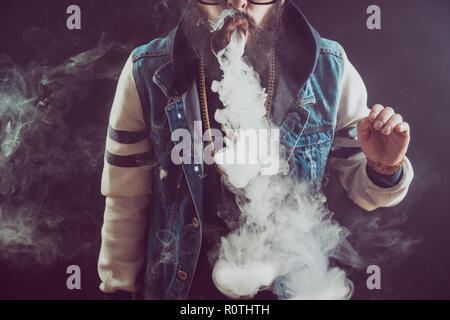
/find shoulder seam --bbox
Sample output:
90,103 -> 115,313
320,47 -> 344,59
132,49 -> 169,62
131,38 -> 170,62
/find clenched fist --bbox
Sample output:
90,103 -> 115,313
357,104 -> 410,166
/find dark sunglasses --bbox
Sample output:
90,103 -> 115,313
197,0 -> 278,5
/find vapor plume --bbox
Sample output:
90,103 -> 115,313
0,31 -> 130,267
208,11 -> 353,299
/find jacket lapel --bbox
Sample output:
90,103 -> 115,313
164,79 -> 204,220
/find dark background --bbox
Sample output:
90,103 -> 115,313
0,0 -> 448,299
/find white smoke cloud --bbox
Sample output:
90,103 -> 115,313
212,27 -> 280,188
0,33 -> 130,267
207,13 -> 353,300
209,9 -> 239,32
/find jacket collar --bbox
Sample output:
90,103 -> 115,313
154,0 -> 321,98
277,0 -> 321,97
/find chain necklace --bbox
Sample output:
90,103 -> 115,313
198,48 -> 276,176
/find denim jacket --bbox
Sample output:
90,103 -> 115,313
130,1 -> 347,300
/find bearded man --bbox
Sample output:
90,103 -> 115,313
98,0 -> 414,300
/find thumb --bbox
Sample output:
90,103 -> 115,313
357,117 -> 371,141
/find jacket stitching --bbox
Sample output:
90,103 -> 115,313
320,48 -> 344,59
152,61 -> 173,97
302,125 -> 333,135
132,50 -> 169,62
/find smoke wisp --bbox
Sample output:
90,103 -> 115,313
0,30 -> 131,268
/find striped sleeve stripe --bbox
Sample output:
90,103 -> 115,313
105,150 -> 157,168
329,147 -> 362,159
335,127 -> 357,139
329,127 -> 361,159
108,125 -> 149,144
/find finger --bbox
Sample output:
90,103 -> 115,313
394,122 -> 410,136
381,114 -> 403,135
373,107 -> 395,131
368,104 -> 384,122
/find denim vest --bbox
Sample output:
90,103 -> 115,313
132,2 -> 344,300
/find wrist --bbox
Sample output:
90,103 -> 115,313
366,157 -> 404,175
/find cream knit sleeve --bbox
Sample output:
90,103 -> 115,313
98,53 -> 153,293
327,49 -> 414,212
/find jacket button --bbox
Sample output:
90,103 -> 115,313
177,270 -> 188,281
192,217 -> 200,228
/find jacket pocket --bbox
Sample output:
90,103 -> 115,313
293,126 -> 333,181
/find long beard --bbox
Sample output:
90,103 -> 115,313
181,2 -> 284,84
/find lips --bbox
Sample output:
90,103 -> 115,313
226,17 -> 249,43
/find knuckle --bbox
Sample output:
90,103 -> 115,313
379,113 -> 389,121
374,104 -> 384,111
384,106 -> 395,113
381,108 -> 394,119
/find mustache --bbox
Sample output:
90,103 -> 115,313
210,9 -> 258,33
216,10 -> 255,32
208,10 -> 259,53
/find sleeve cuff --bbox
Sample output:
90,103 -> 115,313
366,164 -> 403,188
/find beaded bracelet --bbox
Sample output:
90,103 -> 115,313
367,157 -> 404,175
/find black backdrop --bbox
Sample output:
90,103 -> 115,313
0,0 -> 448,299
